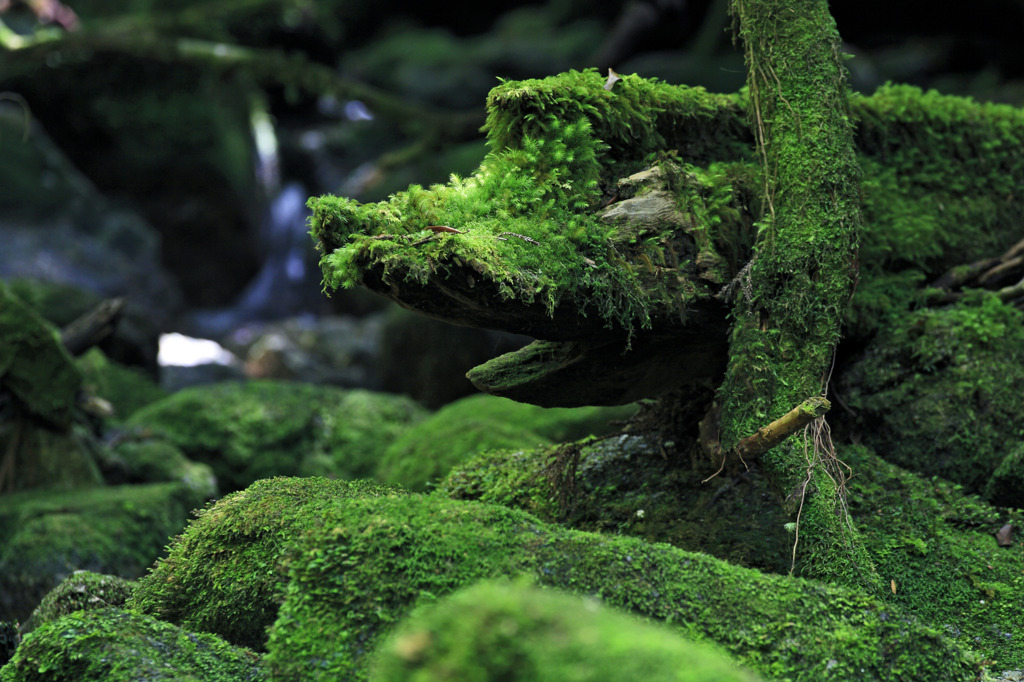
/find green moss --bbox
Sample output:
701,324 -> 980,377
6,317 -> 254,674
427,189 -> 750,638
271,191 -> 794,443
984,444 -> 1024,508
0,283 -> 81,429
370,578 -> 761,681
310,70 -> 752,338
21,571 -> 135,635
262,491 -> 977,681
840,294 -> 1024,495
375,394 -> 632,491
0,482 -> 204,623
442,430 -> 1024,669
0,608 -> 265,682
843,444 -> 1024,669
76,348 -> 167,421
440,433 -> 793,573
99,440 -> 217,498
125,380 -> 426,492
128,477 -> 404,652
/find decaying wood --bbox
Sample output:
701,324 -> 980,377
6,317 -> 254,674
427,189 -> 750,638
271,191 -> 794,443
734,396 -> 832,461
60,297 -> 126,357
930,236 -> 1024,307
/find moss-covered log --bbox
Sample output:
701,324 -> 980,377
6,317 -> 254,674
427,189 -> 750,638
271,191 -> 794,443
309,71 -> 1024,407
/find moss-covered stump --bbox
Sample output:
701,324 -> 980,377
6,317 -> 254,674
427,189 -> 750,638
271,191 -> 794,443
125,380 -> 427,492
375,394 -> 633,491
0,609 -> 265,682
370,579 -> 762,682
840,294 -> 1024,498
129,477 -> 404,652
255,488 -> 976,680
20,572 -> 134,635
0,482 -> 203,624
442,434 -> 1024,670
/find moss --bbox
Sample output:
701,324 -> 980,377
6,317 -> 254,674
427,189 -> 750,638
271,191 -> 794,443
98,440 -> 217,498
310,70 -> 752,338
0,482 -> 204,624
0,608 -> 265,682
128,477 -> 404,652
840,294 -> 1024,496
440,433 -> 793,573
76,348 -> 167,421
442,432 -> 1024,669
370,578 -> 762,681
984,445 -> 1024,508
262,491 -> 978,681
375,394 -> 632,491
0,283 -> 81,429
843,444 -> 1024,670
125,380 -> 426,492
21,572 -> 135,635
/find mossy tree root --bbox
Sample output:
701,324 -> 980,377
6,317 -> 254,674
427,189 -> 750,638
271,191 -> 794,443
717,0 -> 878,590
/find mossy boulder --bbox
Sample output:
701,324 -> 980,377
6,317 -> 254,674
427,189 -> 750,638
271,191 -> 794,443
375,394 -> 632,491
0,283 -> 81,431
840,294 -> 1024,497
129,477 -> 404,652
0,609 -> 265,682
97,440 -> 217,499
442,434 -> 1024,670
440,432 -> 793,573
125,380 -> 427,492
262,491 -> 976,681
21,571 -> 134,635
0,482 -> 204,623
370,579 -> 761,681
76,348 -> 167,421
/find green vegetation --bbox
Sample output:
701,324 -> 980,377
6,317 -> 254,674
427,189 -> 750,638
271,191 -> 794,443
370,578 -> 762,682
125,380 -> 426,492
262,487 -> 977,681
129,477 -> 404,652
0,608 -> 265,682
0,482 -> 205,624
310,69 -> 752,338
76,348 -> 167,421
21,572 -> 135,635
375,394 -> 632,491
442,434 -> 1024,670
840,293 -> 1024,497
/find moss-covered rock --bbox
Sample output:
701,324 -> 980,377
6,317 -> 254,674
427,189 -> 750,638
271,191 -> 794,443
0,608 -> 265,682
0,283 -> 81,431
97,440 -> 217,498
20,572 -> 134,635
440,433 -> 793,573
76,348 -> 167,421
843,444 -> 1024,670
129,477 -> 404,652
0,482 -> 204,624
262,491 -> 977,681
442,434 -> 1024,670
840,293 -> 1024,496
985,444 -> 1024,509
125,380 -> 427,492
375,394 -> 632,491
370,578 -> 761,681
